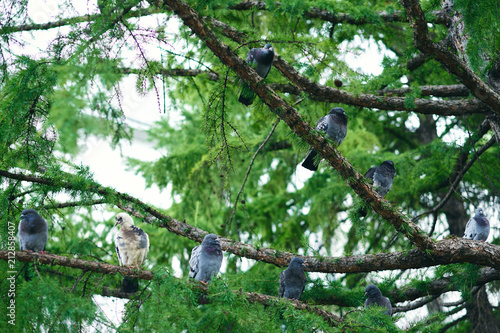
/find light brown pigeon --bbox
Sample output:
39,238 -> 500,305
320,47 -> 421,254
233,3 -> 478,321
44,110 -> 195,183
115,212 -> 149,292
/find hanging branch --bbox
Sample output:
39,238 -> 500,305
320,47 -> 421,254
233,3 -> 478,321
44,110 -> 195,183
227,118 -> 280,226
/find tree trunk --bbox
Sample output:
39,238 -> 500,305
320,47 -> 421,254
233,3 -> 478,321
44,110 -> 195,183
465,286 -> 500,333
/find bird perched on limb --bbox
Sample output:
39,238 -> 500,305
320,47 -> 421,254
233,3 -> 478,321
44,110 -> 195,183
189,234 -> 223,283
115,212 -> 150,293
301,107 -> 348,171
364,284 -> 392,316
463,208 -> 490,242
238,43 -> 274,106
279,257 -> 307,300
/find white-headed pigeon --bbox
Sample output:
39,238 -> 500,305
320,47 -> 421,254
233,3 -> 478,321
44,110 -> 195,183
301,107 -> 348,171
279,257 -> 307,300
189,234 -> 223,283
364,284 -> 392,316
359,160 -> 396,217
238,43 -> 274,106
115,212 -> 150,293
463,208 -> 490,241
18,209 -> 48,252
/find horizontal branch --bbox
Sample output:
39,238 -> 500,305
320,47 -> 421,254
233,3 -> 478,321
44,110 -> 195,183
273,55 -> 489,116
207,17 -> 489,116
2,169 -> 500,274
0,251 -> 154,279
1,251 -> 341,326
378,84 -> 470,97
228,1 -> 450,25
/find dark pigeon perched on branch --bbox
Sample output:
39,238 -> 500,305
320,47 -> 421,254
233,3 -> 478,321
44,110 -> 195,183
364,284 -> 392,316
18,209 -> 48,252
358,160 -> 396,217
189,234 -> 223,283
238,43 -> 274,106
463,208 -> 490,242
279,257 -> 307,300
301,107 -> 348,171
115,213 -> 150,293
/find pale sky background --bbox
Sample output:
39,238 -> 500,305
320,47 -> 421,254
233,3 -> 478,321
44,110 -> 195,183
14,0 -> 499,330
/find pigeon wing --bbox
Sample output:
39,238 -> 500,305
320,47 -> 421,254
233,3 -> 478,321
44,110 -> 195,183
279,270 -> 286,298
364,167 -> 376,181
463,218 -> 475,239
189,245 -> 202,279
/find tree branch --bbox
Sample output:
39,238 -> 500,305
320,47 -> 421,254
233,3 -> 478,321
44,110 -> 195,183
400,0 -> 500,115
228,1 -> 450,25
0,251 -> 341,326
2,169 -> 500,273
207,17 -> 489,116
163,0 -> 437,251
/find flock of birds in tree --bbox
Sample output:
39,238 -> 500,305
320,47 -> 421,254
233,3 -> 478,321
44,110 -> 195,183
16,43 -> 492,317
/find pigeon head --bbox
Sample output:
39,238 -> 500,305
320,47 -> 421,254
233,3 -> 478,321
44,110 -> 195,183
365,284 -> 383,298
264,43 -> 273,51
474,208 -> 489,226
202,234 -> 220,247
115,213 -> 134,227
20,209 -> 40,221
329,107 -> 346,117
329,107 -> 348,125
289,257 -> 305,268
380,160 -> 396,173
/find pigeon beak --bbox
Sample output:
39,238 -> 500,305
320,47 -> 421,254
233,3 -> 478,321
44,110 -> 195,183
114,220 -> 119,226
20,214 -> 25,220
364,292 -> 368,297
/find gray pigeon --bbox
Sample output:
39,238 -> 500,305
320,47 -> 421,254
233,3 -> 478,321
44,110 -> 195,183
279,257 -> 307,300
18,209 -> 48,252
189,234 -> 223,283
301,107 -> 348,171
364,284 -> 392,316
115,213 -> 150,293
463,208 -> 490,241
238,43 -> 274,106
359,160 -> 396,217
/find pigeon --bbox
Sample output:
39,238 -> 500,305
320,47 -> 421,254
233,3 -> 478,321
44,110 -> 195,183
358,160 -> 396,217
114,213 -> 150,293
463,208 -> 490,241
279,257 -> 307,300
301,107 -> 348,171
189,234 -> 223,283
238,43 -> 274,106
18,209 -> 48,252
364,284 -> 392,316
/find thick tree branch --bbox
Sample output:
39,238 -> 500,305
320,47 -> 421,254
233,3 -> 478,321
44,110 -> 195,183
0,251 -> 341,326
1,251 -> 154,280
273,55 -> 488,116
2,169 -> 500,273
163,0 -> 437,251
207,16 -> 488,116
5,250 -> 498,324
400,0 -> 500,115
228,1 -> 450,25
378,84 -> 470,97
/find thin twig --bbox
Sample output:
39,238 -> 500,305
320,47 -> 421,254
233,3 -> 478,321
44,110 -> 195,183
227,118 -> 280,227
71,270 -> 88,292
412,136 -> 496,223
